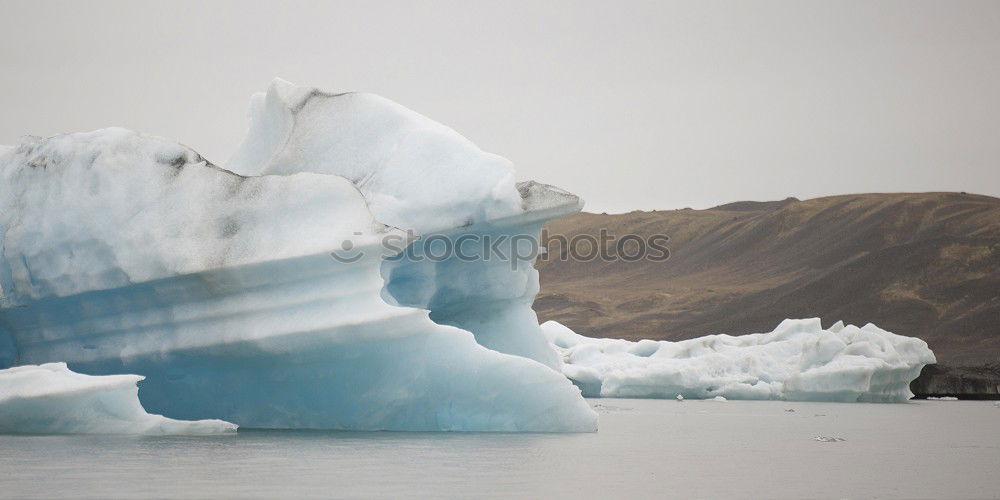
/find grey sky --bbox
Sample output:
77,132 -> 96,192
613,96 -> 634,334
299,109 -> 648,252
2,0 -> 998,213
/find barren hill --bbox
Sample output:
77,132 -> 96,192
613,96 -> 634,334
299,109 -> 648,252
535,192 -> 1000,370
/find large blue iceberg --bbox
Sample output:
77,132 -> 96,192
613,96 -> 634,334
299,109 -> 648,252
0,79 -> 596,432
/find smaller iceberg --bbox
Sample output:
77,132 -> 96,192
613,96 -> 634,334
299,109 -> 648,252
0,363 -> 236,435
543,318 -> 936,402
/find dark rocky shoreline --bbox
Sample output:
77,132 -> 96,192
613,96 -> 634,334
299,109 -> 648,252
911,363 -> 1000,400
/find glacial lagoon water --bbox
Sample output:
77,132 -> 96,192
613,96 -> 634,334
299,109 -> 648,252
1,399 -> 998,499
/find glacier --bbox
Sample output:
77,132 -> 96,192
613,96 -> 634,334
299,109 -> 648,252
0,363 -> 236,435
0,79 -> 595,432
542,318 -> 936,402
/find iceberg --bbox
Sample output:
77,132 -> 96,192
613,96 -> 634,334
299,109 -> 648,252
0,80 -> 596,432
543,318 -> 936,402
0,363 -> 236,435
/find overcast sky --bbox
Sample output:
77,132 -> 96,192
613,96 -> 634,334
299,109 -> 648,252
2,0 -> 998,212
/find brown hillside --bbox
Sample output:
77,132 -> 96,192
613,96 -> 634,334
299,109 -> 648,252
535,192 -> 1000,365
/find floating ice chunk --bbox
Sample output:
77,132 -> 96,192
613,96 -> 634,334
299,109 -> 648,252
0,363 -> 236,435
926,396 -> 959,401
814,436 -> 846,442
590,403 -> 632,413
543,318 -> 935,402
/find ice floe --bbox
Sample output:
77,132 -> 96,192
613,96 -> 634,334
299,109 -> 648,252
0,363 -> 236,435
543,318 -> 935,402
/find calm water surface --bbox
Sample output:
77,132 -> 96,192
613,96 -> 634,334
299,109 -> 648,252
1,399 -> 998,499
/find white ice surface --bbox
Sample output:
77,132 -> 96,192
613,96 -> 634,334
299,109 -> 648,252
0,363 -> 236,435
543,318 -> 936,402
226,78 -> 525,234
0,127 -> 396,305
